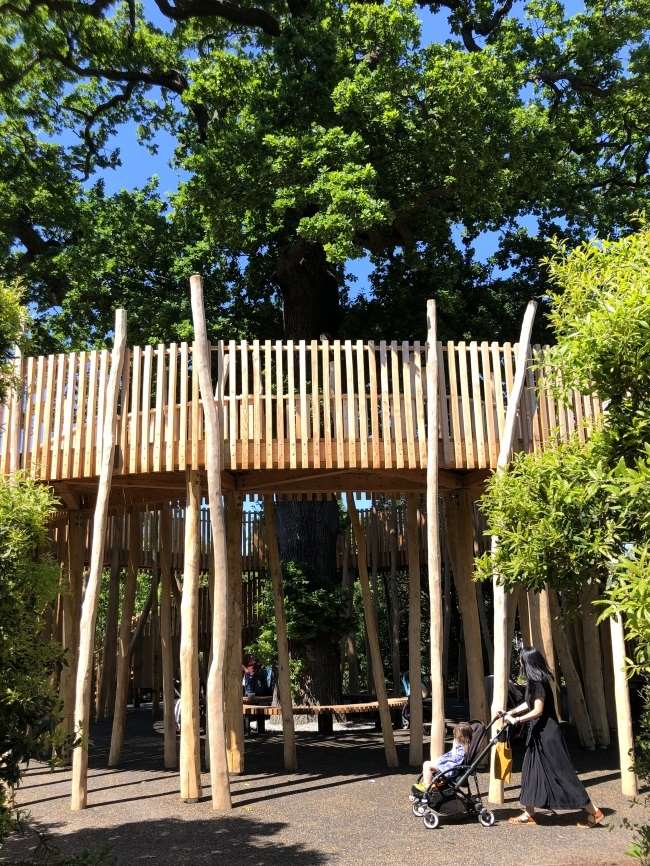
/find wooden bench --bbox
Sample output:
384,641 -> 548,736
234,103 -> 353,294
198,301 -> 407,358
243,697 -> 408,735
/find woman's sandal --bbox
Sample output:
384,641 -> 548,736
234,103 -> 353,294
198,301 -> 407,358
576,808 -> 605,829
508,813 -> 537,825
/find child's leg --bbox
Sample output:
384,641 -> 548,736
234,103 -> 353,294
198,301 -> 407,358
422,761 -> 437,787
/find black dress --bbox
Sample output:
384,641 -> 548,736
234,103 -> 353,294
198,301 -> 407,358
519,679 -> 590,809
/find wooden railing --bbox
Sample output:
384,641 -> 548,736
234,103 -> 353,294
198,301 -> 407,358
0,339 -> 601,480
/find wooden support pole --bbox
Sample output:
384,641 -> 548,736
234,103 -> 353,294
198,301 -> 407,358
548,590 -> 595,750
108,510 -> 140,767
159,504 -> 177,770
99,518 -> 121,721
609,614 -> 637,797
406,495 -> 423,767
59,513 -> 84,756
387,502 -> 402,692
581,582 -> 610,747
264,496 -> 297,772
224,493 -> 245,774
341,531 -> 360,694
179,470 -> 202,802
189,274 -> 231,811
425,299 -> 445,759
347,494 -> 398,768
489,299 -> 537,805
445,492 -> 488,723
71,309 -> 126,811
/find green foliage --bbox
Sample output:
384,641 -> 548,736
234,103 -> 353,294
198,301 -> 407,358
622,686 -> 650,866
0,475 -> 61,842
247,561 -> 352,696
0,282 -> 26,401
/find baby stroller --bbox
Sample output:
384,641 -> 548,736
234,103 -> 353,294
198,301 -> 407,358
409,717 -> 511,830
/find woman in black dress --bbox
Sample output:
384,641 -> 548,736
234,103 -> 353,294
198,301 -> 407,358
502,647 -> 604,827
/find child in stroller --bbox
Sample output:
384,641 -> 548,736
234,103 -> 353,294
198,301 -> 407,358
409,717 -> 511,829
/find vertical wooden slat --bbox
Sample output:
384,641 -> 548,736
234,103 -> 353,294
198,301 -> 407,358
368,342 -> 381,469
95,350 -> 108,476
356,340 -> 368,469
503,342 -> 517,449
481,342 -> 498,467
153,344 -> 166,472
40,355 -> 55,479
457,342 -> 475,468
379,341 -> 392,469
298,340 -> 308,468
265,341 -> 273,469
191,343 -> 200,470
240,341 -> 249,470
446,342 -> 463,468
311,340 -> 320,469
166,343 -> 178,471
229,340 -> 237,470
573,387 -> 585,443
50,354 -> 66,480
30,355 -> 45,478
527,349 -> 543,452
128,346 -> 141,474
62,352 -> 76,479
469,341 -> 486,468
344,341 -> 357,468
82,351 -> 98,478
333,340 -> 344,468
286,341 -> 296,470
179,342 -> 189,469
491,341 -> 505,443
140,345 -> 153,473
436,342 -> 451,468
73,351 -> 87,478
390,342 -> 404,469
275,341 -> 285,469
402,341 -> 416,468
321,340 -> 332,469
117,349 -> 131,474
253,340 -> 262,470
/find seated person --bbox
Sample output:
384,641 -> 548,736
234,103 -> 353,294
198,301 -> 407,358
412,722 -> 473,794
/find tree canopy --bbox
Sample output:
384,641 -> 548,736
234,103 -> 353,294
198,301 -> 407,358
1,0 -> 649,348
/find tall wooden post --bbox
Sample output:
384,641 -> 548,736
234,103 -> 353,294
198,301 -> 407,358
488,300 -> 537,805
59,513 -> 84,754
548,590 -> 595,750
189,274 -> 231,810
159,505 -> 177,770
179,470 -> 202,802
386,502 -> 402,692
108,509 -> 140,766
445,492 -> 488,723
224,493 -> 245,774
610,614 -> 637,796
98,517 -> 121,721
71,309 -> 127,811
264,496 -> 297,771
406,495 -> 423,767
348,494 -> 398,768
581,582 -> 610,747
425,299 -> 445,759
341,532 -> 360,693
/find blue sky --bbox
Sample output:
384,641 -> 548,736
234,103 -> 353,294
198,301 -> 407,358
80,0 -> 585,297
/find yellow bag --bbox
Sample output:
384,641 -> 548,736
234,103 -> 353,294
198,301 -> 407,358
494,741 -> 512,783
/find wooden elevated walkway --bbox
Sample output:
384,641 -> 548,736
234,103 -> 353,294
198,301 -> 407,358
0,338 -> 600,500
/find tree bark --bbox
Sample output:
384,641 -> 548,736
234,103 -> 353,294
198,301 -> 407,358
275,239 -> 340,339
100,518 -> 121,720
386,502 -> 402,693
341,531 -> 360,693
159,505 -> 177,770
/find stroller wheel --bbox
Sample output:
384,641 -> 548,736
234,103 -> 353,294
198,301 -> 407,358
412,801 -> 427,817
478,808 -> 495,827
423,809 -> 440,829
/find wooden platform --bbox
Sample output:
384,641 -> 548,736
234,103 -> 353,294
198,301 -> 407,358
0,339 -> 600,501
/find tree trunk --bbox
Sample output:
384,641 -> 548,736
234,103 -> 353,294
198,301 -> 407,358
224,494 -> 244,774
159,505 -> 177,770
341,532 -> 360,693
406,495 -> 423,767
275,239 -> 341,340
275,498 -> 342,703
386,503 -> 401,693
100,518 -> 121,720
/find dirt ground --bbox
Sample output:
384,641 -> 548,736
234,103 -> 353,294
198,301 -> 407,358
1,710 -> 647,866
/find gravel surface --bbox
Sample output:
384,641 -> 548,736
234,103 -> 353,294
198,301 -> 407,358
1,710 -> 647,866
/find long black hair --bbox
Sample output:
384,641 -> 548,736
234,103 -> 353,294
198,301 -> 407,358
519,646 -> 554,683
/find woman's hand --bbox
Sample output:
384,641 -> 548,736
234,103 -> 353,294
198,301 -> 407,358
503,713 -> 516,725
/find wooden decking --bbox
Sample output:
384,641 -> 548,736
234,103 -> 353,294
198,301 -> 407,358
0,339 -> 601,489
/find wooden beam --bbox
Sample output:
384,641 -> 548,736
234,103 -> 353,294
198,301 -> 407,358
159,504 -> 177,770
347,494 -> 398,768
108,509 -> 140,766
71,308 -> 127,811
488,299 -> 537,805
426,299 -> 445,759
189,274 -> 231,811
264,496 -> 297,772
609,614 -> 638,797
406,495 -> 423,767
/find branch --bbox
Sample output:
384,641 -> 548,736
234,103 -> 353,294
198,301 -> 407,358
530,70 -> 613,98
152,0 -> 280,36
68,82 -> 136,177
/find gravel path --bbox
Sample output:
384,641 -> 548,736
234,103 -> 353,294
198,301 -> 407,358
1,711 -> 646,866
